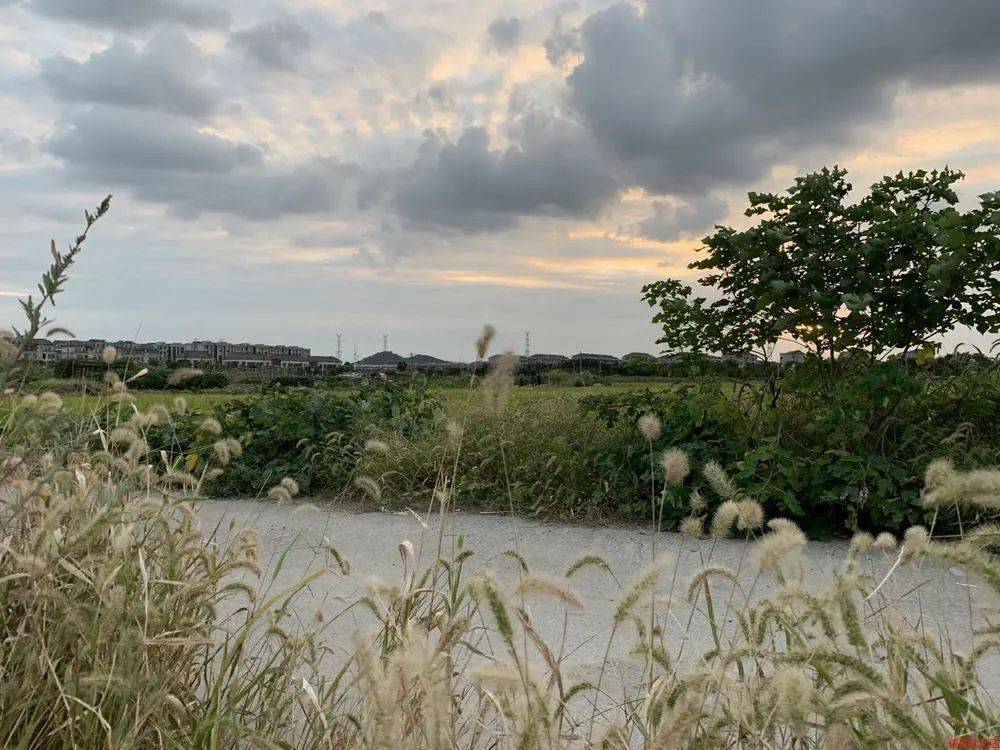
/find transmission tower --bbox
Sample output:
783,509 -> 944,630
383,333 -> 389,352
524,331 -> 530,358
336,333 -> 342,361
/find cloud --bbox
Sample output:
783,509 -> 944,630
426,83 -> 454,110
41,30 -> 217,118
231,14 -> 312,71
29,0 -> 230,31
487,16 -> 522,51
0,129 -> 32,162
392,114 -> 618,232
46,106 -> 345,219
567,0 -> 1000,195
314,10 -> 440,77
294,230 -> 371,249
544,11 -> 579,66
632,195 -> 727,242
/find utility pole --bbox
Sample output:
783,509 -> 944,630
524,330 -> 530,358
336,333 -> 342,361
383,333 -> 389,352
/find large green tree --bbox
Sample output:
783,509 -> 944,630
642,167 -> 1000,360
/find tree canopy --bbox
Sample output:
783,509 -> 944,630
642,167 -> 1000,360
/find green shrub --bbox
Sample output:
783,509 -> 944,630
581,362 -> 1000,535
358,392 -> 638,518
539,369 -> 598,387
52,359 -> 230,390
192,380 -> 441,497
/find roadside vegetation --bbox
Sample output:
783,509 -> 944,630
1,195 -> 1000,746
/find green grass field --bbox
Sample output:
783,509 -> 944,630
58,391 -> 244,414
53,380 -> 681,416
24,376 -> 702,426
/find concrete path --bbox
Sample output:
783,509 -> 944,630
197,499 -> 999,696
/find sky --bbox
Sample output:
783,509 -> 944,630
1,0 -> 999,362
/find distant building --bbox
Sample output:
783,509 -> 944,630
527,353 -> 568,366
488,353 -> 525,367
276,356 -> 310,369
309,355 -> 343,372
49,339 -> 106,361
356,351 -> 405,372
570,352 -> 619,366
404,354 -> 466,371
659,351 -> 764,367
222,353 -> 269,367
179,341 -> 213,363
658,353 -> 688,365
721,352 -> 764,366
779,351 -> 807,368
20,336 -> 341,371
21,338 -> 57,362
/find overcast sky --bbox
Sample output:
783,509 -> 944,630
2,0 -> 999,360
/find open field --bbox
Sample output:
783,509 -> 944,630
48,378 -> 688,420
439,380 -> 682,409
58,390 -> 246,413
42,378 -> 682,414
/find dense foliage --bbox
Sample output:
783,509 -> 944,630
642,167 -> 1000,361
358,391 -> 639,519
581,361 -> 1000,535
182,380 -> 441,496
51,358 -> 229,389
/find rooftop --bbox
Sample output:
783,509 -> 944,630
357,350 -> 405,366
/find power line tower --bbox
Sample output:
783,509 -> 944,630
383,333 -> 389,352
524,331 -> 530,358
335,333 -> 342,361
353,343 -> 358,363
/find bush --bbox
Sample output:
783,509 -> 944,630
52,359 -> 229,390
581,362 -> 1000,535
357,392 -> 637,518
188,380 -> 441,497
539,369 -> 598,387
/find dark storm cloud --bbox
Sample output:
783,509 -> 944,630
41,31 -> 217,118
29,0 -> 230,31
392,114 -> 618,232
633,195 -> 727,242
568,0 -> 1000,195
46,107 -> 345,220
486,16 -> 522,51
231,14 -> 312,71
48,107 -> 259,174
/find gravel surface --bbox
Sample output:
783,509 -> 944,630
197,499 -> 999,695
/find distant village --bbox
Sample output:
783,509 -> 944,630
22,337 -> 813,372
